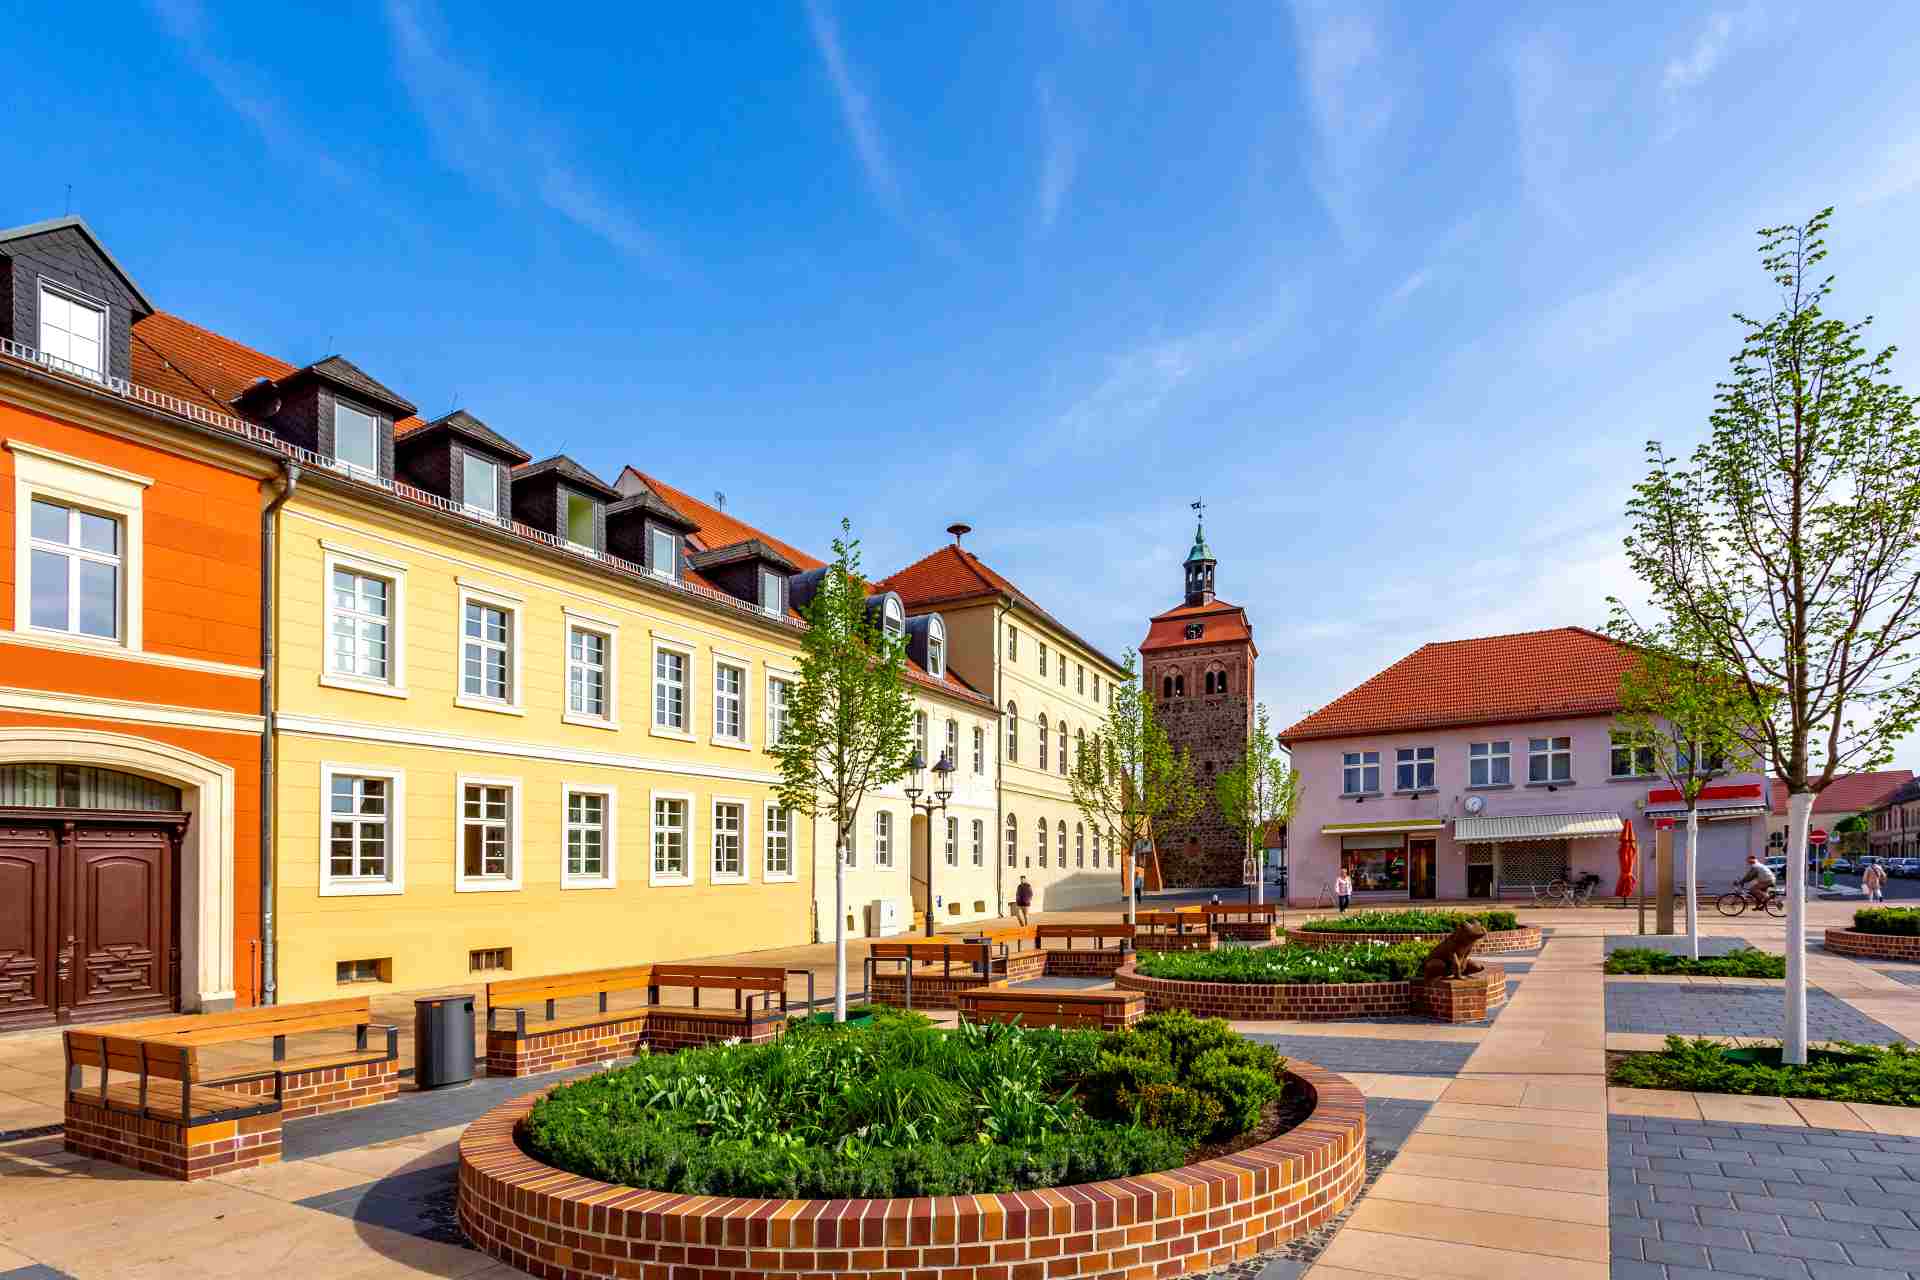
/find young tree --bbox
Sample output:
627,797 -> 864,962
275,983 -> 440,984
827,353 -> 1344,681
769,521 -> 915,1020
1068,651 -> 1203,925
1614,209 -> 1920,1062
1213,704 -> 1298,908
1608,635 -> 1771,958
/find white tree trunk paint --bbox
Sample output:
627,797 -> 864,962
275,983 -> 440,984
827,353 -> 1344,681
1686,805 -> 1701,960
834,834 -> 847,1022
1784,790 -> 1813,1064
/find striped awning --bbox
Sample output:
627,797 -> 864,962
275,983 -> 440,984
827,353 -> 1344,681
1320,817 -> 1448,836
1454,812 -> 1624,843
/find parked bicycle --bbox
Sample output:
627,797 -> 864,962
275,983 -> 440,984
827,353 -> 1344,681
1530,873 -> 1602,908
1715,884 -> 1787,917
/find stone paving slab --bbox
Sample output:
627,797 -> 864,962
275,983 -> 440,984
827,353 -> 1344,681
1879,969 -> 1920,987
1609,1113 -> 1920,1280
284,1063 -> 607,1161
1606,982 -> 1910,1044
1242,1032 -> 1478,1077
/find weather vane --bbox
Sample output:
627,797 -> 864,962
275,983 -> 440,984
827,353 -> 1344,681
1191,497 -> 1205,520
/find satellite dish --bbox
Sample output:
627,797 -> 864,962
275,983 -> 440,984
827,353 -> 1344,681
1463,795 -> 1486,816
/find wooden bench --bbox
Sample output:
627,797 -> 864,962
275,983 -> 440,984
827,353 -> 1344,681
866,940 -> 1001,1011
63,997 -> 399,1180
1203,903 -> 1283,941
956,984 -> 1145,1031
1035,923 -> 1136,948
484,963 -> 788,1077
1135,910 -> 1218,953
948,924 -> 1039,952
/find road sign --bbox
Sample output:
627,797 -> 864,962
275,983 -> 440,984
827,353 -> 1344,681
1809,828 -> 1829,847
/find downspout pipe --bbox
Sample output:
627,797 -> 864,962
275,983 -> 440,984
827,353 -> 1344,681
259,460 -> 300,1005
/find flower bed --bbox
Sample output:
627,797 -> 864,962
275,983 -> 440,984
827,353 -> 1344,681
1286,908 -> 1540,954
1855,907 -> 1920,936
1116,945 -> 1506,1024
1610,1035 -> 1920,1105
458,1058 -> 1367,1280
1605,947 -> 1785,977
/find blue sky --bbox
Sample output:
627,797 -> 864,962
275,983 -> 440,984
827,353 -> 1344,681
9,1 -> 1920,770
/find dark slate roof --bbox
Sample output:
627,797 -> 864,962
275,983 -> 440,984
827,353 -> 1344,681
237,354 -> 417,418
0,216 -> 155,314
686,539 -> 799,574
607,487 -> 697,530
513,454 -> 622,501
398,410 -> 531,464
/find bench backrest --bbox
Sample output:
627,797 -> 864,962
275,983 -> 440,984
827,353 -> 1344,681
488,965 -> 653,1007
151,997 -> 374,1047
649,964 -> 785,994
1202,904 -> 1281,921
959,989 -> 1136,1029
1137,910 -> 1207,928
868,940 -> 992,965
1036,923 -> 1135,941
958,925 -> 1037,945
66,1032 -> 193,1082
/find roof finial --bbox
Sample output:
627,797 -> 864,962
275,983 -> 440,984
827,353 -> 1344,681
947,522 -> 971,545
1186,498 -> 1212,564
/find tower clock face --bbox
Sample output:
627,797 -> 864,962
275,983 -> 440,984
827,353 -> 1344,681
1184,622 -> 1203,639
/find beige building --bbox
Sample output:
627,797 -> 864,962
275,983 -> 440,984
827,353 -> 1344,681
881,540 -> 1129,911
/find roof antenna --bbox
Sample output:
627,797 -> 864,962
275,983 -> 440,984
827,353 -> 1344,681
714,491 -> 727,511
947,522 -> 971,545
65,183 -> 72,216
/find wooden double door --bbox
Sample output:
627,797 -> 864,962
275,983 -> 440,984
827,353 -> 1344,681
0,810 -> 184,1031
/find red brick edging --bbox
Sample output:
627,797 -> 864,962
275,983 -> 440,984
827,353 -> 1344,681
1824,928 -> 1920,963
457,1060 -> 1367,1280
1114,962 -> 1507,1023
1283,924 -> 1543,954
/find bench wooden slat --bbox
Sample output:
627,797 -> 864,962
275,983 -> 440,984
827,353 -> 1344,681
111,997 -> 372,1038
650,965 -> 785,991
152,1009 -> 375,1046
488,965 -> 652,1005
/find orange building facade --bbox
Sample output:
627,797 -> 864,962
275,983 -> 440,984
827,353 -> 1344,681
0,218 -> 277,1028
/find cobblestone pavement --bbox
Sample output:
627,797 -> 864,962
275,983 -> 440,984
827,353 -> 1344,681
1878,969 -> 1920,987
1607,982 -> 1909,1043
1240,1032 -> 1478,1076
1610,1114 -> 1920,1280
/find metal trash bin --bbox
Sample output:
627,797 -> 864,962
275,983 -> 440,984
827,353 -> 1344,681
414,994 -> 475,1089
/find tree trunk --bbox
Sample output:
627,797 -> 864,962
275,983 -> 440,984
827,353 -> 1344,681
1784,790 -> 1813,1064
834,834 -> 847,1022
1686,805 -> 1701,960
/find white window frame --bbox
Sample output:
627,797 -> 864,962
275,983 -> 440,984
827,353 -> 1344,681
7,440 -> 147,653
1341,750 -> 1381,796
1077,664 -> 1085,694
650,527 -> 677,579
650,635 -> 695,740
973,726 -> 985,774
25,496 -> 124,643
764,802 -> 796,881
1609,732 -> 1658,779
1007,625 -> 1018,660
1005,813 -> 1018,867
914,710 -> 929,762
455,582 -> 523,715
766,671 -> 793,748
1058,721 -> 1068,774
945,815 -> 958,866
1037,818 -> 1048,867
711,796 -> 749,883
455,774 -> 522,892
37,282 -> 107,380
648,790 -> 694,886
332,401 -> 380,478
927,616 -> 946,678
1038,713 -> 1049,767
564,492 -> 596,551
945,718 -> 958,769
560,782 -> 617,889
562,610 -> 619,730
711,656 -> 749,748
759,568 -> 783,617
1469,740 -> 1511,787
1039,642 -> 1048,677
874,809 -> 894,868
1057,822 -> 1067,866
461,452 -> 499,519
1075,823 -> 1085,867
972,818 -> 984,866
882,596 -> 905,639
1005,702 -> 1018,762
1528,736 -> 1573,784
318,762 -> 405,897
1394,746 -> 1435,793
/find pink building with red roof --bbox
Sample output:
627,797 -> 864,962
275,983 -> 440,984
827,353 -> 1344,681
1278,627 -> 1773,904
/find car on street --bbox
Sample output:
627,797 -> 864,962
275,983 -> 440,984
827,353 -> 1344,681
1763,857 -> 1789,878
1890,857 -> 1920,878
1828,857 -> 1855,875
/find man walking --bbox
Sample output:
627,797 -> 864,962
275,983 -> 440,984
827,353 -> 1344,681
1013,875 -> 1034,925
1334,869 -> 1353,913
1863,858 -> 1888,903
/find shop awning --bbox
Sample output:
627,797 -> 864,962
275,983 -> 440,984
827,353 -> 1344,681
1320,818 -> 1448,836
1643,783 -> 1767,817
1454,812 -> 1624,843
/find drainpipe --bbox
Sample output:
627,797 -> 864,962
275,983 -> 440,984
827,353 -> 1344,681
258,460 -> 300,1005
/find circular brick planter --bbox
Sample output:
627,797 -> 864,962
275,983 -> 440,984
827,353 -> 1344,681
1823,928 -> 1920,963
457,1060 -> 1367,1280
1115,961 -> 1506,1023
1284,924 -> 1542,954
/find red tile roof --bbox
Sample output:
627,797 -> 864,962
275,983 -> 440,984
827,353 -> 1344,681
1280,626 -> 1636,743
621,468 -> 825,571
1140,599 -> 1254,654
880,544 -> 1125,673
1770,770 -> 1915,816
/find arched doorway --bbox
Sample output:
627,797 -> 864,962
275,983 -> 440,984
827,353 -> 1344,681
0,730 -> 236,1030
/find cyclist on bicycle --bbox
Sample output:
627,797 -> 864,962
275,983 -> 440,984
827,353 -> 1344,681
1739,853 -> 1777,907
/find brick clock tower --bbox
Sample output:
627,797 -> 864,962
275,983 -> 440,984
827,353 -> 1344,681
1139,509 -> 1258,887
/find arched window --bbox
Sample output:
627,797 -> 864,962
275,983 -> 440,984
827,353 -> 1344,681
1162,675 -> 1174,699
1173,673 -> 1185,697
926,615 -> 947,678
1037,817 -> 1049,867
944,718 -> 958,767
1092,829 -> 1102,865
1215,668 -> 1228,695
882,596 -> 905,638
1004,813 -> 1018,866
913,710 -> 928,761
1075,729 -> 1085,772
1006,703 -> 1018,761
1037,714 -> 1049,765
1057,721 -> 1068,774
1057,823 -> 1067,866
1075,824 -> 1085,867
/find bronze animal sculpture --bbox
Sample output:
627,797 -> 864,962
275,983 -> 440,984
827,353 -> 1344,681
1420,921 -> 1487,980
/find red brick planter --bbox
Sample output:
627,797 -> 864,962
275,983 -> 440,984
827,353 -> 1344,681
1284,924 -> 1542,954
1114,962 -> 1506,1024
1824,928 -> 1920,963
872,947 -> 1127,1009
1134,932 -> 1220,954
457,1059 -> 1367,1280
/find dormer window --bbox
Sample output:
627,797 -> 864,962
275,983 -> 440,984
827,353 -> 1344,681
463,454 -> 499,517
759,568 -> 782,616
39,285 -> 105,380
650,527 -> 677,579
927,616 -> 946,678
566,494 -> 595,548
334,403 -> 378,475
882,596 -> 904,639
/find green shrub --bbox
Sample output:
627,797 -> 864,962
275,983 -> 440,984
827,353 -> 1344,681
1610,1036 -> 1920,1105
1298,908 -> 1520,934
524,1011 -> 1286,1199
1135,941 -> 1431,985
1604,947 -> 1785,977
1854,907 -> 1920,936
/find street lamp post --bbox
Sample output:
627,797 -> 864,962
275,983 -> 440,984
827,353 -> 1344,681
905,748 -> 957,938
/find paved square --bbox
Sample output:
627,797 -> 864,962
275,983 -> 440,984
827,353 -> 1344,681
1241,1032 -> 1478,1076
1606,982 -> 1909,1044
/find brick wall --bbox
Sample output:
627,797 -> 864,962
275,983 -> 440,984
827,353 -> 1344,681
457,1060 -> 1367,1280
1134,932 -> 1219,954
1143,638 -> 1254,887
225,1057 -> 400,1120
485,1008 -> 779,1078
1824,928 -> 1920,963
64,1097 -> 280,1181
1284,925 -> 1544,954
1115,963 -> 1506,1024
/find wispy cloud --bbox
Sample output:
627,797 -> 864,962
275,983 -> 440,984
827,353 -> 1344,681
805,0 -> 905,216
1382,267 -> 1433,310
1663,13 -> 1738,91
382,0 -> 676,273
1503,31 -> 1576,227
1289,0 -> 1400,247
1034,77 -> 1081,234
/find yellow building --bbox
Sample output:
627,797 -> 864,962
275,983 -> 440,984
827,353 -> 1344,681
136,318 -> 817,1002
881,540 -> 1129,911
